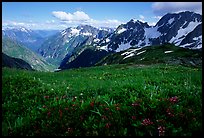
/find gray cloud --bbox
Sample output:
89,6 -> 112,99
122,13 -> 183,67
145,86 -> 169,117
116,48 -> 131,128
152,2 -> 202,16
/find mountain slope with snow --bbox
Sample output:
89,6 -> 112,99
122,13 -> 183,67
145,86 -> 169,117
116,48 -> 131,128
97,11 -> 202,52
38,25 -> 113,65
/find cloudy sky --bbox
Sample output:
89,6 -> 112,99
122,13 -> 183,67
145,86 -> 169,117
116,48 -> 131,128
2,2 -> 202,30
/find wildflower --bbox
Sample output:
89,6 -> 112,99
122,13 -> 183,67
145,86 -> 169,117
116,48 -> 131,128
132,102 -> 140,107
158,126 -> 165,136
62,95 -> 66,99
64,108 -> 69,111
51,88 -> 54,91
141,118 -> 153,126
166,108 -> 175,117
43,105 -> 46,108
44,96 -> 49,99
47,111 -> 51,117
169,96 -> 178,103
105,123 -> 111,129
67,127 -> 73,133
101,115 -> 108,120
132,116 -> 136,120
80,93 -> 83,96
90,102 -> 94,107
104,107 -> 109,111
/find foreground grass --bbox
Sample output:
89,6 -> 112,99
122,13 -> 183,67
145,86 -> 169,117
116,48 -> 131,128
2,64 -> 202,136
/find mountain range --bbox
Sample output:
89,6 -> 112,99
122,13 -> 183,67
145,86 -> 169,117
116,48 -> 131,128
58,11 -> 202,70
2,11 -> 202,71
2,27 -> 59,52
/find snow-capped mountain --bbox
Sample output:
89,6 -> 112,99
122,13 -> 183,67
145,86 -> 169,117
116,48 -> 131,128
97,11 -> 202,52
38,25 -> 113,65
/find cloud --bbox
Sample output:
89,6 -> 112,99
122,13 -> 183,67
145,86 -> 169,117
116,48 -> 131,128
52,10 -> 124,28
152,16 -> 162,20
139,15 -> 145,20
2,20 -> 62,30
52,11 -> 90,21
152,2 -> 202,16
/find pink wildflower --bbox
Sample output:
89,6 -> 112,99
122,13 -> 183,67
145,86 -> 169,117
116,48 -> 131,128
141,118 -> 153,126
158,126 -> 165,136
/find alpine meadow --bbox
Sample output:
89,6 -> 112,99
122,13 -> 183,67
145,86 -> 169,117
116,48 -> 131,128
2,2 -> 202,136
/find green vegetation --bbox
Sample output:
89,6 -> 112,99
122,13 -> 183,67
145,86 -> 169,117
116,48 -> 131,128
2,37 -> 56,71
97,44 -> 202,67
2,63 -> 202,136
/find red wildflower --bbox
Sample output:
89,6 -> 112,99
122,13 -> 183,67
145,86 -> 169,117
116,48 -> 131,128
64,107 -> 69,110
158,126 -> 165,136
44,96 -> 49,99
90,102 -> 94,107
168,96 -> 178,103
47,111 -> 51,117
166,108 -> 174,117
104,107 -> 109,111
141,118 -> 153,126
132,102 -> 140,107
132,116 -> 136,120
101,115 -> 108,120
105,123 -> 111,129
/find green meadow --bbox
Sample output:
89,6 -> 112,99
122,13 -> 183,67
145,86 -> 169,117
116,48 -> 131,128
2,63 -> 202,136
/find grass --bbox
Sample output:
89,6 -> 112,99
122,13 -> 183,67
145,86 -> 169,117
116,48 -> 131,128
2,63 -> 202,136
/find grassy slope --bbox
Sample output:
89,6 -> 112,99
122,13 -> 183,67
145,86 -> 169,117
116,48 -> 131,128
2,63 -> 202,136
2,37 -> 56,71
97,44 -> 202,67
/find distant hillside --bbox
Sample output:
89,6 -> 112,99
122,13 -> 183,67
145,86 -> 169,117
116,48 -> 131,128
2,53 -> 34,71
2,37 -> 56,71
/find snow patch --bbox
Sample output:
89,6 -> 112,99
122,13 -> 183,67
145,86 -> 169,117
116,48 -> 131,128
20,27 -> 28,33
123,53 -> 135,59
193,35 -> 202,41
82,32 -> 92,36
169,20 -> 201,45
168,18 -> 175,25
164,51 -> 173,54
99,45 -> 108,51
93,38 -> 100,42
116,42 -> 132,52
117,28 -> 127,34
144,26 -> 161,39
70,28 -> 80,35
105,38 -> 110,43
136,50 -> 146,55
179,43 -> 194,48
